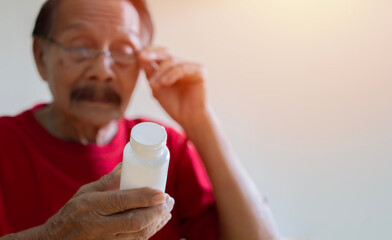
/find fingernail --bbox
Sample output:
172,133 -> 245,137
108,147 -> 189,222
165,194 -> 175,208
152,192 -> 165,204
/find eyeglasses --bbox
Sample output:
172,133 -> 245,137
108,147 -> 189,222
47,38 -> 138,65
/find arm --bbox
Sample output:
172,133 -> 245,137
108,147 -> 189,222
139,47 -> 280,240
183,108 -> 280,240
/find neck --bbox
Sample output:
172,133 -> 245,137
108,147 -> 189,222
35,104 -> 119,146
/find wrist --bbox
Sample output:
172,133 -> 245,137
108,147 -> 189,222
181,106 -> 212,134
40,221 -> 56,240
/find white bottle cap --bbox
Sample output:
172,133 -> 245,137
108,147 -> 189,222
130,122 -> 167,153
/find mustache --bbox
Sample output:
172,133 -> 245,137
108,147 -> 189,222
70,85 -> 121,105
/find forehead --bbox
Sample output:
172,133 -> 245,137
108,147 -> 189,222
53,0 -> 140,41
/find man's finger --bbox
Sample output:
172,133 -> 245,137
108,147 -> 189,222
113,212 -> 173,239
149,59 -> 179,85
93,188 -> 170,216
138,46 -> 174,78
151,63 -> 205,88
144,212 -> 172,239
139,46 -> 172,62
107,195 -> 174,234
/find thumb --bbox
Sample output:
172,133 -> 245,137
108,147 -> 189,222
74,162 -> 122,197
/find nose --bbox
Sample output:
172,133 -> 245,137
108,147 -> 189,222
85,52 -> 115,83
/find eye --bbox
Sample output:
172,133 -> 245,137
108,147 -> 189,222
67,46 -> 96,61
111,43 -> 135,55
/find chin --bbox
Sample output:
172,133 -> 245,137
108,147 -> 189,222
71,101 -> 124,126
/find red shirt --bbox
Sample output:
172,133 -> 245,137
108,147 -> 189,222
0,104 -> 220,239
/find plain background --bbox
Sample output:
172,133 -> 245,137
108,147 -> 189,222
1,0 -> 392,239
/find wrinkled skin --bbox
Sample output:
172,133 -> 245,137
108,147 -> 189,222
45,163 -> 174,240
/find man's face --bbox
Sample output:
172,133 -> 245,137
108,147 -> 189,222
41,0 -> 142,126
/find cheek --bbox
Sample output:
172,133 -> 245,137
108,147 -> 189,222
47,57 -> 82,102
57,57 -> 64,67
53,56 -> 78,80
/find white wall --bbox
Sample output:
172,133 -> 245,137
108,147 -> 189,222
1,0 -> 392,239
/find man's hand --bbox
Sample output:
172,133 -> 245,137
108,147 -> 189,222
139,46 -> 208,128
40,163 -> 174,240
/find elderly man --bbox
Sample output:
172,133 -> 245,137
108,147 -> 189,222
0,0 -> 279,239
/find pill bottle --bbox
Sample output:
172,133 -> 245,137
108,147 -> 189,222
120,122 -> 170,192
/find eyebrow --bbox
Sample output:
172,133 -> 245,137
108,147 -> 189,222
62,22 -> 139,36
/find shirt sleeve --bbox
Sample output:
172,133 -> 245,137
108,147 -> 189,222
173,133 -> 221,240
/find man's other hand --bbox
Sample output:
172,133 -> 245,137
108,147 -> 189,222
43,163 -> 174,239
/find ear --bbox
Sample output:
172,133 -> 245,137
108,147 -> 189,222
33,37 -> 49,81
